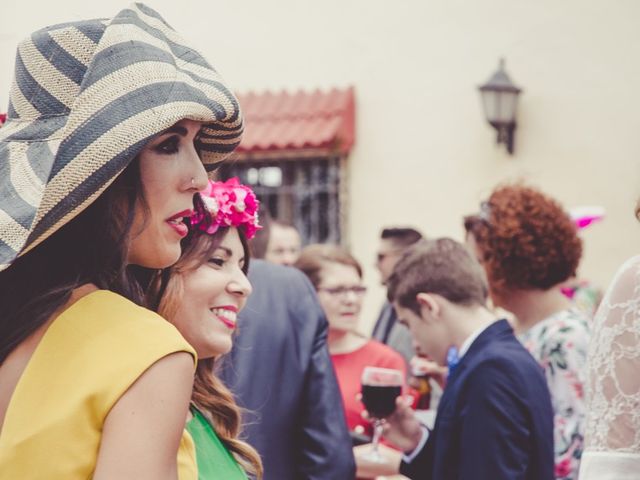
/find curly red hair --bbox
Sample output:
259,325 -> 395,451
464,184 -> 582,298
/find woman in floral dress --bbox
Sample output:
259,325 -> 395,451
464,184 -> 590,480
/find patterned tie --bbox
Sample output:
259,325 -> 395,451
446,346 -> 460,379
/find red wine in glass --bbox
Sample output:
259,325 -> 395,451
361,384 -> 402,418
360,366 -> 404,463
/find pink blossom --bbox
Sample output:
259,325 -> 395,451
191,178 -> 262,239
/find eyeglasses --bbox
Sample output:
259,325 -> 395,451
318,286 -> 368,297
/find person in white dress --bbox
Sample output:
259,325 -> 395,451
580,253 -> 640,479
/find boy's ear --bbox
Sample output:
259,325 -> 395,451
416,292 -> 440,320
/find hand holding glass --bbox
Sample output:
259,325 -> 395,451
360,366 -> 403,463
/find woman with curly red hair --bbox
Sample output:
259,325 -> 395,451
464,184 -> 589,480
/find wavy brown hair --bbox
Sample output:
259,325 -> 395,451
464,183 -> 582,302
149,226 -> 262,478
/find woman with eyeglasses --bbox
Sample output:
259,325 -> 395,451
295,244 -> 406,441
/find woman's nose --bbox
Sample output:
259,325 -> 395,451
229,269 -> 252,297
187,146 -> 208,191
342,290 -> 359,303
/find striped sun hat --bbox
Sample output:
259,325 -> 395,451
0,3 -> 244,272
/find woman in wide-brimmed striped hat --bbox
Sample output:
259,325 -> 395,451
0,4 -> 243,479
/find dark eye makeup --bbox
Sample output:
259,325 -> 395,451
154,135 -> 180,154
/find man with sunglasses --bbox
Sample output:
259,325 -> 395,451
372,227 -> 424,365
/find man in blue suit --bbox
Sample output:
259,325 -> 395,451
219,259 -> 355,480
377,238 -> 554,480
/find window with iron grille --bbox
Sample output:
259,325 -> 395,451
217,156 -> 344,244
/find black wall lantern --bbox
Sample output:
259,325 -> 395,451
478,59 -> 522,154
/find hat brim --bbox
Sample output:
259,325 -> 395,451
0,3 -> 243,271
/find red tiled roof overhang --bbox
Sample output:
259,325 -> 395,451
234,86 -> 355,155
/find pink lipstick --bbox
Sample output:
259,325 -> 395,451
166,209 -> 194,238
211,306 -> 238,330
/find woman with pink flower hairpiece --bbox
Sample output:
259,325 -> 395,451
147,178 -> 263,480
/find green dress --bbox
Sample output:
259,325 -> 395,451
186,406 -> 248,480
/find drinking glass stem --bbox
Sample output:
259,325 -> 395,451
371,419 -> 384,455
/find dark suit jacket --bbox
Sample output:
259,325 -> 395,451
219,260 -> 355,480
372,301 -> 414,366
400,320 -> 554,480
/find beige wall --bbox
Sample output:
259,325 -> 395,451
2,0 -> 639,333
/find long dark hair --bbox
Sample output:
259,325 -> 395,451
148,226 -> 262,479
0,159 -> 151,364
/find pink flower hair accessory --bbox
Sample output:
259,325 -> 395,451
190,178 -> 262,239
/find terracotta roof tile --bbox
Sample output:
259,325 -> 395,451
235,87 -> 355,154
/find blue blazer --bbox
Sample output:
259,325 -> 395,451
219,260 -> 355,480
400,319 -> 554,480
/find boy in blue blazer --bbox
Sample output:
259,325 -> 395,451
379,238 -> 554,480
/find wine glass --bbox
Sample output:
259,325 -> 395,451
360,366 -> 404,463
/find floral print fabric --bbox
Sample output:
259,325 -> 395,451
519,308 -> 590,480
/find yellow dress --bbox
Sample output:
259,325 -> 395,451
0,290 -> 198,479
